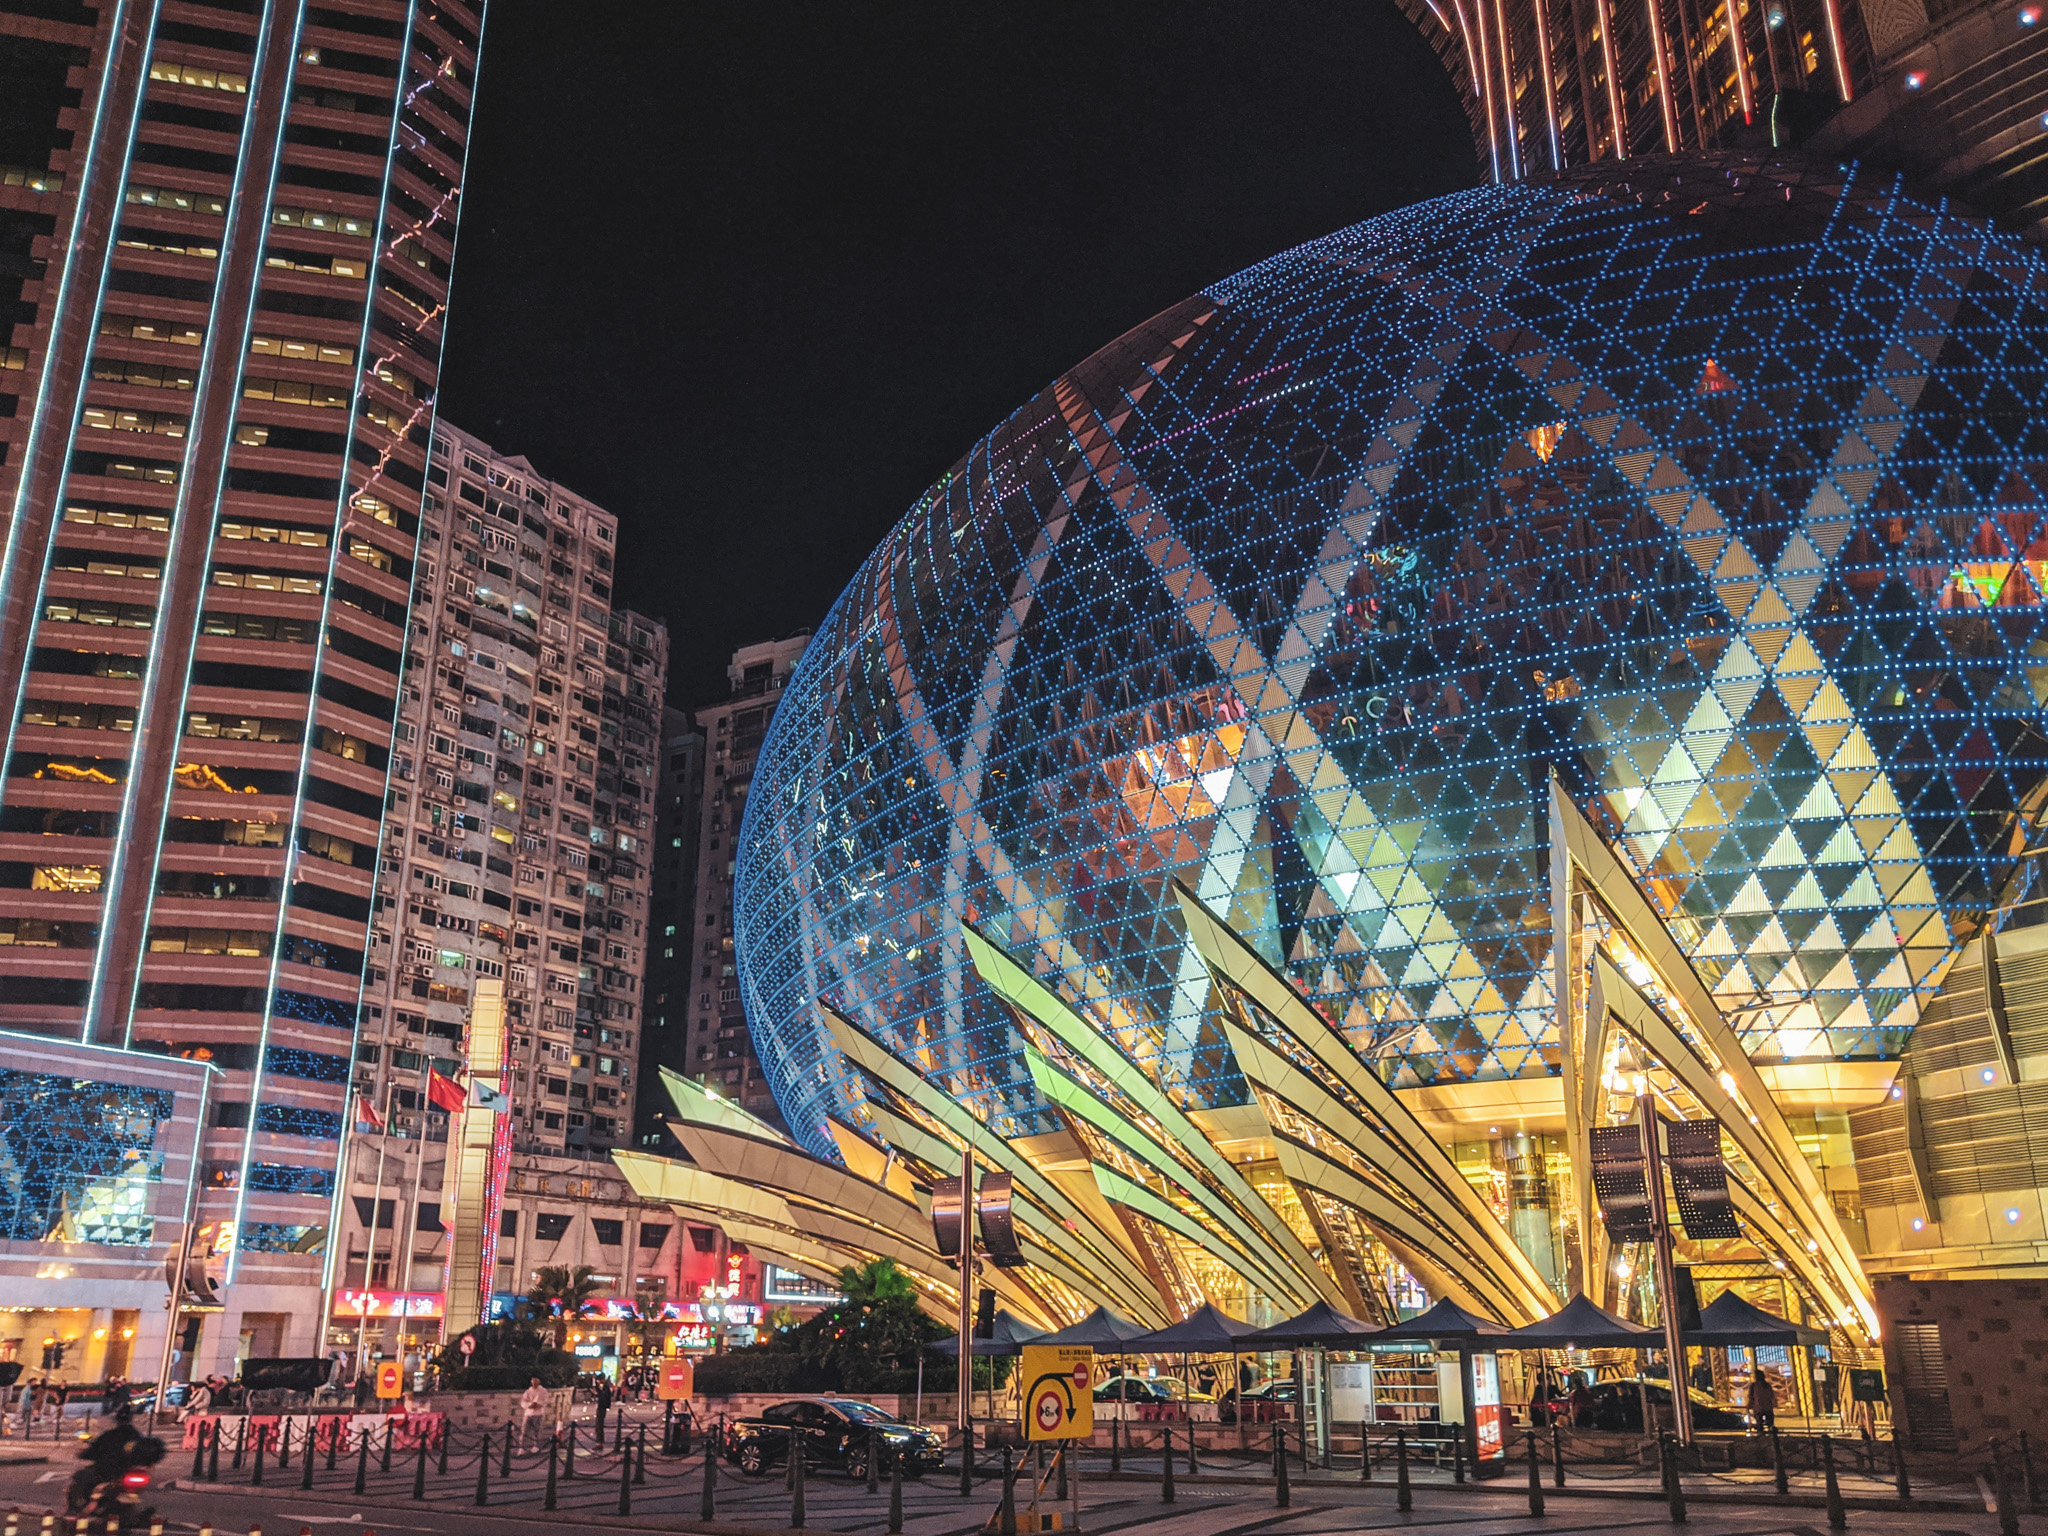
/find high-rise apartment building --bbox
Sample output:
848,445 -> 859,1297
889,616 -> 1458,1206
0,0 -> 482,1374
633,704 -> 701,1148
679,636 -> 805,1127
331,421 -> 666,1355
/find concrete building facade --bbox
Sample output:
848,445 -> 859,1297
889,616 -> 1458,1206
0,0 -> 483,1378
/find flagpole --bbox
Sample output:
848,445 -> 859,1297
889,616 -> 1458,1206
354,1085 -> 391,1382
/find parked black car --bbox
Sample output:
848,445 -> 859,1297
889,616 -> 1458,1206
724,1398 -> 946,1479
1219,1379 -> 1297,1423
1538,1379 -> 1748,1433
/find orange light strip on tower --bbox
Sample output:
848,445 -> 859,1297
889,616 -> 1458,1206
1532,0 -> 1564,167
1726,0 -> 1755,120
1455,0 -> 1505,183
1491,0 -> 1525,178
1645,0 -> 1681,149
1818,0 -> 1852,98
1597,0 -> 1629,158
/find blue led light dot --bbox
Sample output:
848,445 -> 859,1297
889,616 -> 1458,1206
736,156 -> 2048,1159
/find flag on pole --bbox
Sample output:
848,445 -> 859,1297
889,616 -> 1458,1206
469,1078 -> 510,1114
426,1069 -> 467,1114
356,1089 -> 384,1132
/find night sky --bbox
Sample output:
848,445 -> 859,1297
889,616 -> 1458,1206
437,2 -> 1479,708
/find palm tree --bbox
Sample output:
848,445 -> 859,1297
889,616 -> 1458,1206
528,1264 -> 604,1348
835,1257 -> 913,1307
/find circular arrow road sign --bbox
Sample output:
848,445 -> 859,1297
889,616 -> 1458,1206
1034,1386 -> 1066,1434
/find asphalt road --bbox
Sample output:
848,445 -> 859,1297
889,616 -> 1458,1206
0,1437 -> 2036,1536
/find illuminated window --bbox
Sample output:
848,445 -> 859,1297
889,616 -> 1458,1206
32,865 -> 104,893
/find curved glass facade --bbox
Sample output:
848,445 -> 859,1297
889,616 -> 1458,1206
736,155 -> 2048,1162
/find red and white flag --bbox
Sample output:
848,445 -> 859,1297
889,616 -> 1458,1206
356,1089 -> 384,1132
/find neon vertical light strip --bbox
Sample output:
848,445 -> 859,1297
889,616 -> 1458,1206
1645,0 -> 1681,149
1726,0 -> 1755,120
1531,0 -> 1564,167
222,0 -> 365,1283
102,0 -> 290,1046
0,0 -> 164,830
1597,0 -> 1628,157
236,0 -> 490,1281
1491,0 -> 1524,178
1456,0 -> 1504,184
1818,0 -> 1852,98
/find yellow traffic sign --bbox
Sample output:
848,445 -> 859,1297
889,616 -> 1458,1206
375,1361 -> 404,1399
1020,1344 -> 1092,1441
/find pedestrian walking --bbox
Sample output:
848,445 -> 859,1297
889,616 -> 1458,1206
520,1378 -> 553,1448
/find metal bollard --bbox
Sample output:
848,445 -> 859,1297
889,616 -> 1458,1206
1553,1420 -> 1566,1487
191,1422 -> 206,1481
889,1453 -> 904,1534
1992,1438 -> 2020,1536
300,1423 -> 314,1489
868,1427 -> 880,1494
1820,1435 -> 1846,1531
413,1436 -> 427,1500
476,1428 -> 490,1507
502,1420 -> 512,1478
1360,1419 -> 1372,1482
1000,1445 -> 1016,1534
278,1419 -> 290,1469
438,1420 -> 448,1476
353,1427 -> 368,1494
702,1439 -> 717,1521
1161,1428 -> 1175,1503
1188,1417 -> 1198,1474
1893,1434 -> 1911,1502
1452,1422 -> 1465,1483
1273,1422 -> 1289,1509
2022,1430 -> 2041,1508
381,1420 -> 393,1473
208,1418 -> 220,1482
545,1434 -> 559,1512
664,1400 -> 674,1454
959,1424 -> 973,1497
616,1405 -> 627,1455
618,1427 -> 633,1518
1770,1422 -> 1787,1495
791,1435 -> 806,1530
1527,1428 -> 1546,1517
1660,1432 -> 1687,1525
564,1423 -> 577,1480
636,1423 -> 647,1485
1396,1428 -> 1412,1512
1110,1413 -> 1120,1474
1058,1439 -> 1069,1501
326,1417 -> 338,1471
251,1424 -> 265,1486
233,1418 -> 247,1471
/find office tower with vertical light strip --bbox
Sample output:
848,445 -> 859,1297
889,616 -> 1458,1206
331,421 -> 666,1356
0,0 -> 484,1377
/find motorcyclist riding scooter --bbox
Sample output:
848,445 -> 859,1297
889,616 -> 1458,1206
66,1407 -> 164,1530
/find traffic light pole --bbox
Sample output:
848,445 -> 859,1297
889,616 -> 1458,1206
1638,1094 -> 1693,1446
957,1142 -> 975,1450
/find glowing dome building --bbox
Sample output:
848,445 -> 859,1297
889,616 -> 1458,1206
625,0 -> 2048,1460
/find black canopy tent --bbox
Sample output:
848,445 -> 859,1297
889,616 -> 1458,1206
1496,1292 -> 1660,1431
1240,1299 -> 1383,1457
1033,1307 -> 1151,1348
1368,1298 -> 1514,1469
935,1310 -> 1049,1356
1240,1299 -> 1381,1350
1116,1303 -> 1263,1429
1495,1292 -> 1659,1348
1684,1291 -> 1828,1348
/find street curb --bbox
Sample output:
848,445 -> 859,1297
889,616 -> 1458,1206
167,1482 -> 851,1534
1081,1469 -> 1986,1512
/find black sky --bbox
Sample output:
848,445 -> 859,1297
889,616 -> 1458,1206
437,2 -> 1480,708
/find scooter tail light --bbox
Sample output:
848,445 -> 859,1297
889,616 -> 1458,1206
122,1470 -> 151,1489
